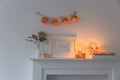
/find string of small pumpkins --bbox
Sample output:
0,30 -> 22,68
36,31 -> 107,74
36,11 -> 78,26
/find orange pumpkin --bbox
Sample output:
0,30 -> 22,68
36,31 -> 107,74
41,17 -> 49,24
61,17 -> 69,24
70,14 -> 78,22
51,18 -> 59,26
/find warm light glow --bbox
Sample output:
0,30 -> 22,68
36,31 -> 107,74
75,41 -> 106,59
88,42 -> 98,50
76,47 -> 86,58
78,48 -> 86,53
87,42 -> 105,55
85,52 -> 93,59
87,42 -> 98,54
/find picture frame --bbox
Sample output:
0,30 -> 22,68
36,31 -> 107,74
49,35 -> 76,58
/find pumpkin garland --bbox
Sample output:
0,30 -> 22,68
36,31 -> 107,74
41,17 -> 49,24
37,11 -> 79,26
51,18 -> 59,26
71,11 -> 78,22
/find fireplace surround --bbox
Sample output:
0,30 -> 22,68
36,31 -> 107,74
47,75 -> 108,80
31,58 -> 120,80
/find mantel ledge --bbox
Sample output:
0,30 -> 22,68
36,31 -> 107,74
30,57 -> 120,62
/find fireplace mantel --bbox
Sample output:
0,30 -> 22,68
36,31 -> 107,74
31,58 -> 120,80
31,57 -> 120,61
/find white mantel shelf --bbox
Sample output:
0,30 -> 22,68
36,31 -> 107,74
31,54 -> 120,61
31,58 -> 120,61
31,57 -> 120,80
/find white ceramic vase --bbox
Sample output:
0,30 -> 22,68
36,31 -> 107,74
35,43 -> 44,58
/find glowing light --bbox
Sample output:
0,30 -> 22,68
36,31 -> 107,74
75,41 -> 106,59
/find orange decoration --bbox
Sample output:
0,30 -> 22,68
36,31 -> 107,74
75,53 -> 85,58
61,17 -> 69,24
51,18 -> 59,26
38,11 -> 79,26
71,14 -> 78,22
41,17 -> 49,24
87,42 -> 99,54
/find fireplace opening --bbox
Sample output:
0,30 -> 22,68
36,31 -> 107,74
47,75 -> 108,80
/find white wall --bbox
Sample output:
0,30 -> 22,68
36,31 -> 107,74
0,0 -> 120,80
